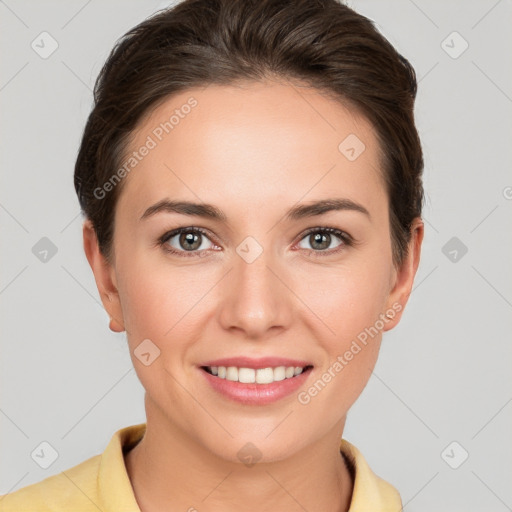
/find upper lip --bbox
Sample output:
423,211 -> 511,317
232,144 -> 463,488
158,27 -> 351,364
200,357 -> 313,369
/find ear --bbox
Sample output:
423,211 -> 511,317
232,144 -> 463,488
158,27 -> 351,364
382,217 -> 424,331
82,219 -> 125,332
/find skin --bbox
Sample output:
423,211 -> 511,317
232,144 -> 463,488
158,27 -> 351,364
83,80 -> 423,512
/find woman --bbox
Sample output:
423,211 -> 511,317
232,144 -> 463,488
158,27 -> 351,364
1,0 -> 424,510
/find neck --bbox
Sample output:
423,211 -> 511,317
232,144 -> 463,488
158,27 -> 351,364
125,402 -> 353,512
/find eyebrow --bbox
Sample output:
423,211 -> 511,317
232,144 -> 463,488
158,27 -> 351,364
140,198 -> 371,222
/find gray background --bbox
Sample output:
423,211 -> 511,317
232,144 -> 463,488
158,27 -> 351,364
1,0 -> 511,510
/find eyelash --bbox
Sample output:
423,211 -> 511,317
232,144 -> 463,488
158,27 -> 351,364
157,226 -> 354,259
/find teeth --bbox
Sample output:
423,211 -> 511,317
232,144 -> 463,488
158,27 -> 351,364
256,367 -> 274,384
273,366 -> 285,381
238,367 -> 256,383
205,365 -> 306,384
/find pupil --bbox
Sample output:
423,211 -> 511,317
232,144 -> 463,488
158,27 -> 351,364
180,232 -> 201,250
311,232 -> 330,250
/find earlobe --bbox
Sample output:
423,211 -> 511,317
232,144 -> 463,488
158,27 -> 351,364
108,315 -> 125,333
382,218 -> 424,331
82,219 -> 125,332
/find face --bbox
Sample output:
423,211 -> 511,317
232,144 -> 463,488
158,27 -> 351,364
84,80 -> 422,463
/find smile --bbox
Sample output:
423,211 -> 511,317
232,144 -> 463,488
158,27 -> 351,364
199,365 -> 314,405
202,365 -> 313,384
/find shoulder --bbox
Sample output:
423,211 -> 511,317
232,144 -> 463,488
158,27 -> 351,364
0,423 -> 145,512
0,454 -> 102,511
340,438 -> 403,512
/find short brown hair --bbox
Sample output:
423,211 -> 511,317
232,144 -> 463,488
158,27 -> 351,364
74,0 -> 424,268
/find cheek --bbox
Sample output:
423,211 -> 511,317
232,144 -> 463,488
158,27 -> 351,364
291,264 -> 387,418
115,261 -> 207,399
116,252 -> 221,361
118,264 -> 197,337
297,260 -> 390,342
295,254 -> 390,379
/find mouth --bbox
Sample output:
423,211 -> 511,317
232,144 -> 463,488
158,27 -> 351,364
200,364 -> 314,384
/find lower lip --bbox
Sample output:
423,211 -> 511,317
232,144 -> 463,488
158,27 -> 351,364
199,366 -> 313,405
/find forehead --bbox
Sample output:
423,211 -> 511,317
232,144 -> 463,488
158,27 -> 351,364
115,81 -> 386,222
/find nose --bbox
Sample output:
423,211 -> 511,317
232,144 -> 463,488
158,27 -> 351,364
218,245 -> 294,339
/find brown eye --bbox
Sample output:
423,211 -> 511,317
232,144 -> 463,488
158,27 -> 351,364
308,232 -> 335,251
159,227 -> 215,256
297,227 -> 351,254
177,231 -> 203,251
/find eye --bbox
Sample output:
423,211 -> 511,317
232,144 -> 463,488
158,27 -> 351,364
158,227 -> 217,257
296,227 -> 353,256
158,226 -> 354,258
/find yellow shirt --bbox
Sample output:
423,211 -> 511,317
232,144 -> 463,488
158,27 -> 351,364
0,423 -> 402,511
